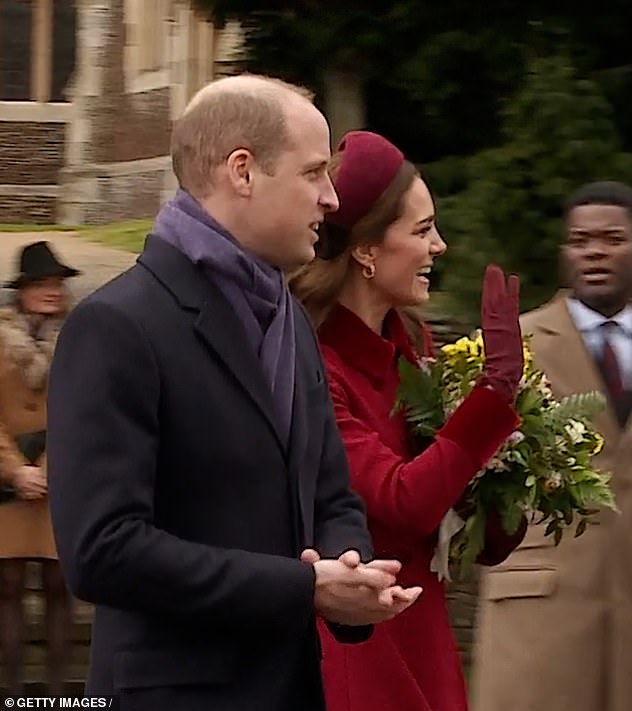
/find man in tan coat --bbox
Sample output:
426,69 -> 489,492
471,181 -> 632,711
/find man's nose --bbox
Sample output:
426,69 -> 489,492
321,174 -> 340,213
584,237 -> 608,258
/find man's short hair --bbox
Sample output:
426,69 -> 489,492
171,74 -> 314,198
565,181 -> 632,221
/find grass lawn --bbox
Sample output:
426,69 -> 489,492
77,219 -> 152,253
0,223 -> 80,232
0,219 -> 153,254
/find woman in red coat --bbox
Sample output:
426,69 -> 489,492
291,131 -> 527,711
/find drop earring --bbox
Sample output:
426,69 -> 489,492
362,263 -> 376,279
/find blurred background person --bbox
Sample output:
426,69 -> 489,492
0,241 -> 79,696
472,181 -> 632,711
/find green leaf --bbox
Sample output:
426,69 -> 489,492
544,519 -> 558,537
452,506 -> 487,579
519,387 -> 546,414
575,518 -> 588,537
512,450 -> 528,467
553,392 -> 607,423
554,527 -> 563,546
571,478 -> 618,512
500,503 -> 524,535
560,497 -> 573,525
394,356 -> 445,448
395,359 -> 441,413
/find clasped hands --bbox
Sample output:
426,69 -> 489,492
301,548 -> 422,626
12,464 -> 47,500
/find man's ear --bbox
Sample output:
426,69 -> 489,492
226,148 -> 254,197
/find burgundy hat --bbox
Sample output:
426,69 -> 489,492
327,130 -> 405,231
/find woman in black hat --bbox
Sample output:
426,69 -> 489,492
0,241 -> 80,695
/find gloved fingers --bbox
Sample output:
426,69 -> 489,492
507,273 -> 520,302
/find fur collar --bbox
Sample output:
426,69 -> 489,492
0,306 -> 62,391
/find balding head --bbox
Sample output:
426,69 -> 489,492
171,74 -> 314,198
184,74 -> 313,112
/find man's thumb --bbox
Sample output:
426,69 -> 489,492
338,549 -> 361,568
300,548 -> 321,564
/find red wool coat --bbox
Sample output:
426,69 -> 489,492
317,304 -> 520,711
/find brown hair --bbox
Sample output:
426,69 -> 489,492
290,156 -> 418,328
171,75 -> 314,198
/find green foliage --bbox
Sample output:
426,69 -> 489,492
394,334 -> 616,580
193,4 -> 632,314
436,55 -> 632,323
550,393 -> 608,428
192,3 -> 413,88
77,219 -> 152,253
194,3 -> 632,160
394,359 -> 444,438
0,224 -> 80,232
0,221 -> 152,254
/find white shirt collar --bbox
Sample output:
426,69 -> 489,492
566,297 -> 632,336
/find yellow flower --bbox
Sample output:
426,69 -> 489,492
441,337 -> 475,364
444,334 -> 532,371
592,434 -> 604,455
453,337 -> 472,352
441,343 -> 457,357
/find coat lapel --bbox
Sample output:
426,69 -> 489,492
193,301 -> 287,450
138,236 -> 286,451
288,308 -> 314,464
287,359 -> 308,473
524,295 -> 620,443
284,304 -> 318,541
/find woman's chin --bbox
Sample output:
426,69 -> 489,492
36,306 -> 63,316
393,293 -> 429,309
408,289 -> 430,306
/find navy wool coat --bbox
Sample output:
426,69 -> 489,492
47,235 -> 372,711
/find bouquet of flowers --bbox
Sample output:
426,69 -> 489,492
394,331 -> 617,579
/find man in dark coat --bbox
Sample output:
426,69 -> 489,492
46,75 -> 421,711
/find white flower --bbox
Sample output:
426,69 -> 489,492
416,356 -> 435,374
565,419 -> 586,444
536,374 -> 553,397
544,472 -> 562,492
443,397 -> 464,419
487,456 -> 510,472
507,430 -> 525,445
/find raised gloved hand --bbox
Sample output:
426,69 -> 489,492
479,264 -> 523,404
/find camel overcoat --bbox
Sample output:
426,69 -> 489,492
0,306 -> 57,559
472,295 -> 632,711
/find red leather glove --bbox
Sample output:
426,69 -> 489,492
479,264 -> 523,404
477,507 -> 528,566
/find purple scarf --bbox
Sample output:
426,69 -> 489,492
152,189 -> 296,445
